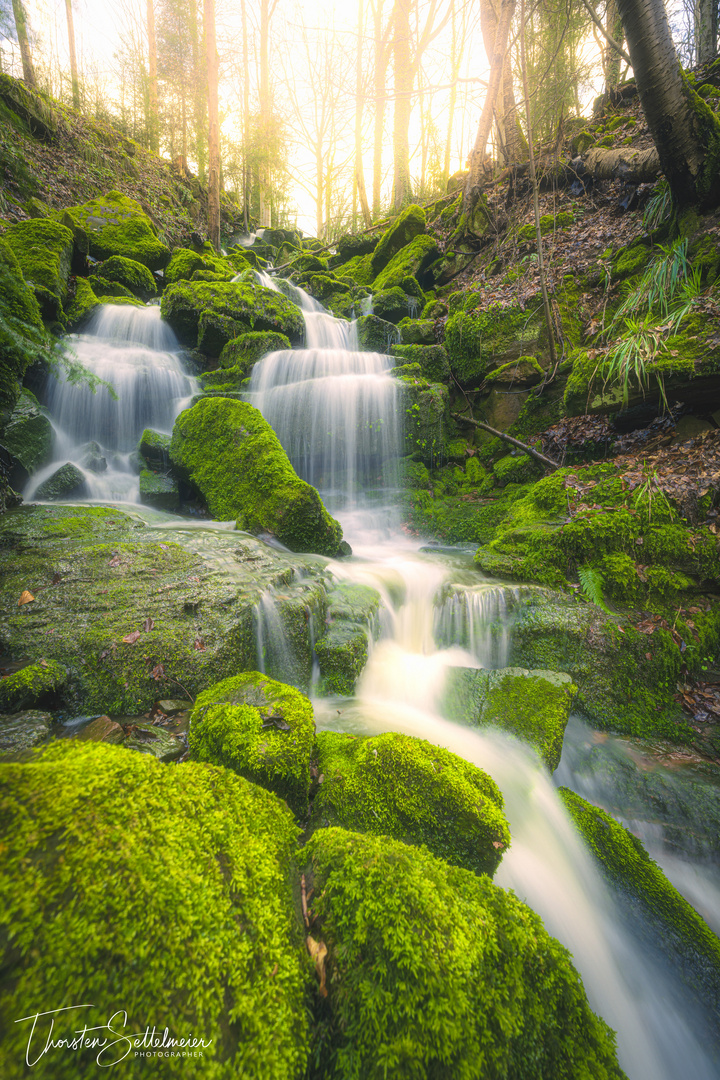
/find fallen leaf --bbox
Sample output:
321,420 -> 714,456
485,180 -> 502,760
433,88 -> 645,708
150,664 -> 165,681
194,638 -> 206,651
307,935 -> 328,997
143,617 -> 155,632
51,573 -> 62,585
18,591 -> 34,606
109,554 -> 121,567
123,630 -> 141,645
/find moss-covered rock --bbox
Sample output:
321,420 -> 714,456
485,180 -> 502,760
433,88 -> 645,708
189,672 -> 315,816
139,468 -> 179,511
486,356 -> 544,386
161,279 -> 305,348
493,452 -> 542,486
393,366 -> 449,459
170,398 -> 343,556
219,329 -> 291,372
0,388 -> 52,475
352,313 -> 398,352
313,582 -> 381,695
0,238 -> 46,410
444,666 -> 576,770
0,659 -> 67,712
373,286 -> 412,324
397,317 -> 436,345
370,203 -> 427,276
165,246 -> 206,283
65,277 -> 100,329
137,427 -> 170,469
445,301 -> 545,386
197,309 -> 240,357
96,254 -> 157,299
334,253 -> 374,286
1,217 -> 74,319
0,741 -> 310,1078
304,828 -> 624,1079
390,343 -> 450,382
560,788 -> 720,1013
372,234 -> 438,291
309,731 -> 510,874
34,462 -> 87,501
0,709 -> 52,756
65,191 -> 171,270
88,274 -> 135,300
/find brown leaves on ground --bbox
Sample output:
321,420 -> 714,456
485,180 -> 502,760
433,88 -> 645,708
615,430 -> 720,524
677,681 -> 720,725
17,591 -> 34,606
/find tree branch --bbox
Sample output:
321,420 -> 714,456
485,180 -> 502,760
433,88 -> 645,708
580,0 -> 631,66
451,412 -> 560,471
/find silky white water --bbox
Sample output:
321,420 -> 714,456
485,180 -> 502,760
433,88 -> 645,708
25,304 -> 196,502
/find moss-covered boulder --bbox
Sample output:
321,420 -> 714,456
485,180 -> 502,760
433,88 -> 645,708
170,398 -> 343,556
373,286 -> 412,324
560,788 -> 720,1013
165,246 -> 206,283
189,672 -> 315,817
1,218 -> 74,319
161,279 -> 305,348
0,659 -> 67,712
486,356 -> 544,386
0,238 -> 46,410
139,468 -> 179,511
34,462 -> 87,501
309,731 -> 510,874
197,310 -> 240,357
0,388 -> 52,476
96,254 -> 157,299
372,234 -> 439,291
445,299 -> 545,386
392,366 -> 448,459
390,343 -> 450,382
335,253 -> 374,286
219,329 -> 291,372
397,317 -> 436,345
352,314 -> 398,353
137,427 -> 170,469
0,741 -> 310,1078
65,191 -> 170,270
304,828 -> 624,1079
65,277 -> 100,329
0,709 -> 52,756
313,582 -> 380,695
370,203 -> 427,276
444,667 -> 577,771
88,273 -> 135,300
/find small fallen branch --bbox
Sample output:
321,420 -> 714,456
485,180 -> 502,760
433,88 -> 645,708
451,412 -> 561,471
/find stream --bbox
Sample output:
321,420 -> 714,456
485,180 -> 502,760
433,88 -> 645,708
23,277 -> 720,1079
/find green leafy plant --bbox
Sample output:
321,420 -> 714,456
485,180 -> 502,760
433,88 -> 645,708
642,179 -> 672,232
578,565 -> 611,613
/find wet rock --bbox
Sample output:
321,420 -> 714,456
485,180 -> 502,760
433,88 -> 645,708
34,462 -> 88,501
390,343 -> 450,382
0,389 -> 53,478
392,366 -> 449,459
444,666 -> 577,771
137,428 -> 171,470
124,722 -> 184,762
0,659 -> 67,712
160,278 -> 305,348
397,317 -> 436,345
353,313 -> 398,353
219,329 -> 291,372
139,469 -> 180,511
314,582 -> 381,696
78,440 -> 107,473
0,709 -> 52,754
156,699 -> 189,716
75,714 -> 124,743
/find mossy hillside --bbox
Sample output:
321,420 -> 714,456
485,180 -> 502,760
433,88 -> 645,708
161,279 -> 305,348
304,828 -> 624,1080
559,788 -> 720,1012
170,398 -> 343,556
189,672 -> 315,817
0,659 -> 67,712
0,238 -> 48,409
370,203 -> 427,276
219,329 -> 291,372
0,388 -> 53,474
1,217 -> 74,319
0,505 -> 307,715
65,277 -> 100,329
65,191 -> 171,270
309,731 -> 510,875
0,742 -> 310,1079
372,234 -> 439,291
96,254 -> 157,299
518,211 -> 574,243
444,667 -> 577,771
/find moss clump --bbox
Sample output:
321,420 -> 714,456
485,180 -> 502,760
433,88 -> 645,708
0,742 -> 310,1078
444,667 -> 577,770
0,238 -> 46,408
397,317 -> 436,345
0,659 -> 67,712
165,246 -> 206,283
65,191 -> 170,270
309,731 -> 510,875
334,253 -> 374,286
97,254 -> 157,298
219,330 -> 291,372
161,279 -> 305,347
2,217 -> 74,318
189,672 -> 315,816
518,211 -> 574,242
612,240 -> 650,281
560,788 -> 720,1010
0,388 -> 52,474
65,277 -> 100,329
391,343 -> 450,382
493,453 -> 541,486
353,314 -> 398,353
197,310 -> 240,357
304,828 -> 624,1079
372,234 -> 438,291
170,398 -> 343,556
370,203 -> 426,276
445,302 -> 544,385
88,274 -> 135,299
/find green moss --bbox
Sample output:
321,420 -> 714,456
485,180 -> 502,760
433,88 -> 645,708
65,277 -> 100,329
219,330 -> 291,371
139,468 -> 179,511
560,788 -> 720,1008
35,462 -> 87,500
518,211 -> 574,242
65,192 -> 170,270
161,279 -> 305,347
397,317 -> 435,344
390,343 -> 450,382
189,672 -> 315,817
288,252 -> 327,273
372,234 -> 438,291
165,246 -> 206,283
0,388 -> 52,473
96,294 -> 145,308
393,368 -> 448,460
0,742 -> 309,1078
334,253 -> 374,286
0,238 -> 47,407
88,274 -> 135,299
314,625 -> 369,696
309,731 -> 510,875
370,204 -> 426,277
612,241 -> 650,281
137,427 -> 171,469
445,302 -> 544,385
493,453 -> 541,486
353,314 -> 399,352
170,398 -> 343,556
97,254 -> 157,298
0,659 -> 67,712
2,218 -> 74,318
304,828 -> 624,1079
373,286 -> 411,324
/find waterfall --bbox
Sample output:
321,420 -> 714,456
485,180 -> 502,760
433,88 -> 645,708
25,304 -> 197,503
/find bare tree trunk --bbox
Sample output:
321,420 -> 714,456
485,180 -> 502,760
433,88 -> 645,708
64,0 -> 80,108
146,0 -> 159,152
443,0 -> 459,185
355,0 -> 372,227
11,0 -> 36,88
391,0 -> 413,209
605,0 -> 624,90
204,0 -> 221,250
372,0 -> 386,216
190,4 -> 206,180
462,0 -> 515,212
241,0 -> 250,230
479,0 -> 525,166
259,0 -> 273,228
616,0 -> 720,208
695,0 -> 718,65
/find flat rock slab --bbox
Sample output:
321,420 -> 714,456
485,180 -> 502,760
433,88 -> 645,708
0,710 -> 52,754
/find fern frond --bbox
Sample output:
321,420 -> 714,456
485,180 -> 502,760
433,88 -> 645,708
578,566 -> 611,613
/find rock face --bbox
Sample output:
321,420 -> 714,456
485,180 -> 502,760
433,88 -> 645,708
0,742 -> 310,1078
34,462 -> 88,500
0,710 -> 52,755
444,666 -> 577,771
314,583 -> 381,695
170,397 -> 343,556
189,672 -> 316,816
0,660 -> 67,712
352,313 -> 398,352
160,279 -> 305,347
303,828 -> 625,1079
0,388 -> 53,481
65,191 -> 171,270
139,469 -> 180,511
0,237 -> 46,411
309,731 -> 510,875
1,217 -> 74,319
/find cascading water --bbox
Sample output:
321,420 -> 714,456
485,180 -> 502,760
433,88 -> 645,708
26,304 -> 196,502
245,275 -> 719,1080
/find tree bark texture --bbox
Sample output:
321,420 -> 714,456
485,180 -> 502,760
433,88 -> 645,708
11,0 -> 36,88
190,4 -> 206,180
146,0 -> 159,152
479,0 -> 526,165
616,0 -> 720,208
695,0 -> 718,66
371,0 -> 386,216
356,0 -> 372,226
259,0 -> 273,227
64,0 -> 80,109
392,0 -> 413,209
204,0 -> 221,250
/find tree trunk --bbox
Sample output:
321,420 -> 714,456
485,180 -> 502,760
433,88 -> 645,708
11,0 -> 36,88
241,0 -> 250,229
391,0 -> 413,209
372,0 -> 386,216
190,4 -> 206,180
695,0 -> 718,65
355,0 -> 372,227
616,0 -> 720,209
259,0 -> 272,228
479,0 -> 525,166
462,0 -> 515,212
605,0 -> 624,91
204,0 -> 221,250
146,0 -> 159,152
443,0 -> 459,185
64,0 -> 80,109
